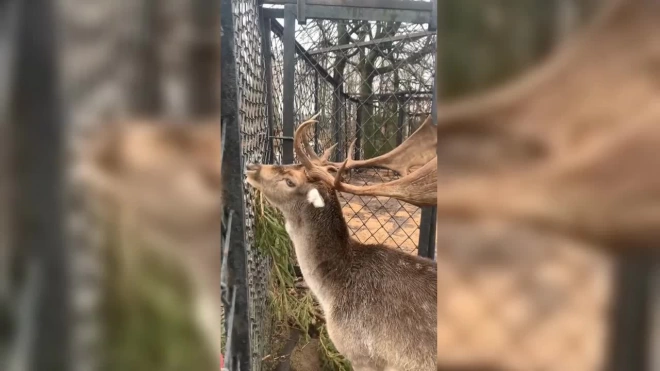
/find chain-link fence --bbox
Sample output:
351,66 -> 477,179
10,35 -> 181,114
221,0 -> 436,369
267,15 -> 436,255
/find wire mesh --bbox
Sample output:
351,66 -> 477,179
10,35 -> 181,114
227,0 -> 271,369
269,17 -> 436,255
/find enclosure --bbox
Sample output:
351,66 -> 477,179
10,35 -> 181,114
222,1 -> 660,371
220,0 -> 437,369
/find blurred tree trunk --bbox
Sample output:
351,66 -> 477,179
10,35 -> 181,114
188,0 -> 221,118
55,0 -> 130,370
128,0 -> 163,115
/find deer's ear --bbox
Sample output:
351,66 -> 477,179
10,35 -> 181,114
306,188 -> 325,208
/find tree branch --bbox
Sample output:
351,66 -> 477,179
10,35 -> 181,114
374,45 -> 435,75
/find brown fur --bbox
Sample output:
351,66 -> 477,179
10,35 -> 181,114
74,117 -> 222,366
246,163 -> 437,371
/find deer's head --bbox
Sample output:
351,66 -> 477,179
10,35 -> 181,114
245,162 -> 332,216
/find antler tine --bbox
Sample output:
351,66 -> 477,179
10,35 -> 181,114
334,139 -> 356,189
294,115 -> 338,186
320,143 -> 338,162
294,119 -> 317,169
299,112 -> 323,161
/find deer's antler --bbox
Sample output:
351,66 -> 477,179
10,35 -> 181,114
294,113 -> 437,207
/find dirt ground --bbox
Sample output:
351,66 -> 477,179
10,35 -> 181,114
434,222 -> 614,371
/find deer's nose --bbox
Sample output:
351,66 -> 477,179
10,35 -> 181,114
246,163 -> 261,172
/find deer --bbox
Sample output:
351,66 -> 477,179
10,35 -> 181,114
303,0 -> 660,254
245,116 -> 438,371
74,117 -> 223,369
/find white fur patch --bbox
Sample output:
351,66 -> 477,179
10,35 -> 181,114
306,188 -> 325,208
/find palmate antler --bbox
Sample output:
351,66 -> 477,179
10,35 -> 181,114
429,0 -> 660,251
294,113 -> 437,207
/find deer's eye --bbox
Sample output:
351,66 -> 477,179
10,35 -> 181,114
285,179 -> 295,187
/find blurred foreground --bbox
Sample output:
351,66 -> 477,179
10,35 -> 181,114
0,0 -> 221,370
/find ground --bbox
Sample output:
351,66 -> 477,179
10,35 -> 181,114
339,169 -> 421,255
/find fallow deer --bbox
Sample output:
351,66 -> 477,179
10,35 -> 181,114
74,117 -> 223,368
297,113 -> 438,208
245,118 -> 437,370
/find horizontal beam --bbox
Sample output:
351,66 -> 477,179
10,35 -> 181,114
263,0 -> 432,12
263,5 -> 430,24
308,30 -> 435,55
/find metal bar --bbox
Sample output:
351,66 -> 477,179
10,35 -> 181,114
282,4 -> 296,164
418,40 -> 438,260
0,2 -> 20,336
347,91 -> 434,97
11,0 -> 70,369
417,207 -> 436,260
263,6 -> 430,24
605,253 -> 654,371
268,19 -> 361,105
130,0 -> 163,115
0,0 -> 20,121
314,72 -> 320,154
429,0 -> 437,31
431,65 -> 437,126
332,86 -> 343,162
308,31 -> 435,55
297,0 -> 307,24
261,16 -> 276,164
220,0 -> 252,368
354,106 -> 362,160
262,0 -> 432,12
189,0 -> 221,117
650,264 -> 660,371
396,104 -> 405,146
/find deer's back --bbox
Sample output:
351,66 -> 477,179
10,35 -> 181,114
324,242 -> 437,370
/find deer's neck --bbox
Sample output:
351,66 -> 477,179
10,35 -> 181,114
284,197 -> 350,310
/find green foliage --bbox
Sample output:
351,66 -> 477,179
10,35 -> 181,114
102,234 -> 215,371
253,193 -> 351,371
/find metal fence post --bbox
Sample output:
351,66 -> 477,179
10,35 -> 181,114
396,103 -> 405,146
282,4 -> 296,164
221,0 -> 252,368
12,0 -> 70,369
418,48 -> 438,261
605,253 -> 655,371
332,86 -> 343,162
314,72 -> 320,154
261,15 -> 276,165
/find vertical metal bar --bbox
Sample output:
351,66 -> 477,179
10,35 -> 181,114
332,86 -> 343,162
220,0 -> 252,368
11,0 -> 70,369
605,253 -> 654,371
314,72 -> 320,154
297,0 -> 307,24
417,207 -> 436,260
282,4 -> 296,164
354,106 -> 362,160
429,0 -> 437,31
130,0 -> 162,115
262,15 -> 276,165
418,34 -> 438,260
650,264 -> 660,371
396,103 -> 405,146
189,0 -> 221,117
